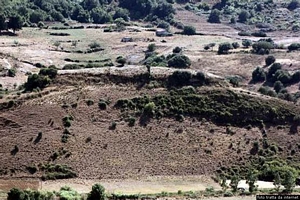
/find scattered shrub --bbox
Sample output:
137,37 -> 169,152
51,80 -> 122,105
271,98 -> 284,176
116,56 -> 127,66
218,42 -> 233,54
8,68 -> 16,77
98,101 -> 107,110
208,9 -> 221,23
265,55 -> 276,66
182,25 -> 196,35
238,10 -> 250,23
173,46 -> 182,53
168,71 -> 192,87
86,99 -> 94,106
109,121 -> 117,130
232,42 -> 240,49
274,81 -> 284,93
267,63 -> 282,82
252,67 -> 266,82
288,43 -> 300,51
89,41 -> 101,49
87,184 -> 106,200
167,54 -> 191,68
251,31 -> 267,37
147,43 -> 156,52
242,39 -> 252,48
128,116 -> 136,127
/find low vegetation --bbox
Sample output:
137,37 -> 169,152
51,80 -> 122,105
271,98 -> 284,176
115,87 -> 297,127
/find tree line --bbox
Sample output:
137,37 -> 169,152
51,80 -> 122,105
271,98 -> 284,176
0,0 -> 177,31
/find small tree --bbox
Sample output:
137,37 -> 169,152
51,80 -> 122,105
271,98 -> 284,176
282,170 -> 296,193
144,102 -> 156,116
208,9 -> 221,23
167,54 -> 191,68
242,40 -> 252,48
252,67 -> 266,82
0,14 -> 6,33
87,184 -> 106,200
232,42 -> 240,49
116,56 -> 126,66
8,15 -> 23,33
246,169 -> 258,193
267,63 -> 282,82
238,10 -> 250,23
147,43 -> 156,52
183,25 -> 196,35
274,81 -> 284,93
173,46 -> 182,53
218,43 -> 233,54
265,55 -> 276,66
8,68 -> 16,77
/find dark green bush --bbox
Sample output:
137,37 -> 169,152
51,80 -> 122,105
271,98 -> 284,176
292,71 -> 300,83
242,39 -> 252,48
109,121 -> 117,130
238,10 -> 250,23
8,68 -> 16,77
252,67 -> 266,82
267,63 -> 282,82
274,81 -> 284,93
232,42 -> 240,49
167,54 -> 191,68
24,74 -> 51,91
252,41 -> 274,54
173,46 -> 182,53
86,99 -> 94,106
168,71 -> 192,87
208,9 -> 221,23
116,56 -> 127,66
128,116 -> 136,127
39,66 -> 57,79
218,43 -> 233,54
251,31 -> 267,37
182,25 -> 196,35
273,70 -> 292,84
265,55 -> 276,66
87,184 -> 106,200
288,43 -> 300,51
98,101 -> 107,110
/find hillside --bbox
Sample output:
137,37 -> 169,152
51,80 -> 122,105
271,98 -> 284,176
1,70 -> 300,180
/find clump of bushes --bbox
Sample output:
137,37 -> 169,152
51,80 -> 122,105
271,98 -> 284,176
182,25 -> 196,35
218,43 -> 233,54
7,188 -> 54,200
167,54 -> 191,68
24,66 -> 57,91
40,164 -> 77,180
58,186 -> 81,200
252,67 -> 266,82
288,43 -> 300,51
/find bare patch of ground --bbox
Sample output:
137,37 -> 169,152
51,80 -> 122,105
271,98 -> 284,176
41,176 -> 220,194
